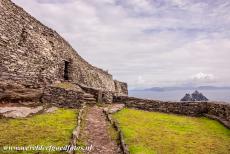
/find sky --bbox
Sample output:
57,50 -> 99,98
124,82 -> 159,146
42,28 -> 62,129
12,0 -> 230,89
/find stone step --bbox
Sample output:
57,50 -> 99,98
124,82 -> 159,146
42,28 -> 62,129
83,93 -> 95,98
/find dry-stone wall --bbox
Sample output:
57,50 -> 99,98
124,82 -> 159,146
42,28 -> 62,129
114,96 -> 207,116
114,96 -> 230,128
41,86 -> 96,108
205,102 -> 230,127
114,80 -> 128,96
0,0 -> 127,95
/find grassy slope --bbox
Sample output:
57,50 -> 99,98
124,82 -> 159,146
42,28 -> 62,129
113,108 -> 230,154
0,109 -> 77,154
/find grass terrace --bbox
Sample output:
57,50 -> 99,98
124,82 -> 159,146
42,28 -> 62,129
0,109 -> 77,154
113,108 -> 230,154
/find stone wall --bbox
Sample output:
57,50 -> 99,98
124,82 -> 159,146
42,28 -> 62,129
77,83 -> 113,103
41,86 -> 96,108
113,96 -> 230,128
114,96 -> 207,116
207,102 -> 230,122
114,80 -> 128,96
0,0 -> 127,95
0,80 -> 42,103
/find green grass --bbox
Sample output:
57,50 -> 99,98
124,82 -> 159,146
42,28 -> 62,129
113,108 -> 230,154
53,82 -> 78,91
0,109 -> 77,154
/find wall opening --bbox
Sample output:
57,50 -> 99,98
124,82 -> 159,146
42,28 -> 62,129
64,61 -> 70,80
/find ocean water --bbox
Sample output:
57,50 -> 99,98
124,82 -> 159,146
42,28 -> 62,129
129,89 -> 230,104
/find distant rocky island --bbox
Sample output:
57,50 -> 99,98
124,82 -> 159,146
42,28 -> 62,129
142,86 -> 230,91
180,91 -> 209,101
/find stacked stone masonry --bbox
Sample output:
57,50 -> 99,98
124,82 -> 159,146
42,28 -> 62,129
41,86 -> 94,108
114,96 -> 230,128
0,0 -> 128,95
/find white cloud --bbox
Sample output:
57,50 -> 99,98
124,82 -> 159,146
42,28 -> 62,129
36,0 -> 75,4
192,72 -> 214,81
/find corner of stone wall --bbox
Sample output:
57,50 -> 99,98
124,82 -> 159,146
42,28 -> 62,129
114,80 -> 128,96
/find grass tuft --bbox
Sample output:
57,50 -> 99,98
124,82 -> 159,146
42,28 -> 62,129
53,82 -> 78,91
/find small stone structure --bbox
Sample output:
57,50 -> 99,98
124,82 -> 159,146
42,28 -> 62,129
114,96 -> 230,128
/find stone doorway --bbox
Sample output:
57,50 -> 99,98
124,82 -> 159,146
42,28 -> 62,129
64,61 -> 70,80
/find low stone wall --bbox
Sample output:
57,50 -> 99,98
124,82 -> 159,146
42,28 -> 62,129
114,96 -> 207,116
77,84 -> 114,104
103,105 -> 129,154
68,104 -> 86,154
41,86 -> 96,108
207,102 -> 230,121
113,96 -> 230,128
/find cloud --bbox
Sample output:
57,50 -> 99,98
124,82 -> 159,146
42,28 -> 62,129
137,76 -> 145,84
12,0 -> 230,88
36,0 -> 75,4
192,72 -> 214,81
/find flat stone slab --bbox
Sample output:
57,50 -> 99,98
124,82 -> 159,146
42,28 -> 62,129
45,107 -> 58,113
0,106 -> 43,118
104,104 -> 125,114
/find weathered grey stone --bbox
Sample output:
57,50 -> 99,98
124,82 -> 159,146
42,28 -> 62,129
0,0 -> 127,96
104,104 -> 125,114
114,80 -> 128,96
0,106 -> 43,118
41,86 -> 98,108
0,81 -> 42,103
45,106 -> 58,113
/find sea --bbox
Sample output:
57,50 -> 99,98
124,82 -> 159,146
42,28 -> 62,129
129,89 -> 230,104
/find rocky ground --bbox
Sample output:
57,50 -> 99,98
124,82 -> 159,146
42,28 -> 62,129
0,104 -> 58,118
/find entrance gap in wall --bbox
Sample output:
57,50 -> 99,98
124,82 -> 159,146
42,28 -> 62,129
64,61 -> 70,80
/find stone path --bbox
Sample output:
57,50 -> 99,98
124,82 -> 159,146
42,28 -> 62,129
81,106 -> 121,154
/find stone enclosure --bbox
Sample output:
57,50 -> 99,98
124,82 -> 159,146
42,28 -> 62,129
0,0 -> 128,108
0,0 -> 128,95
0,0 -> 229,130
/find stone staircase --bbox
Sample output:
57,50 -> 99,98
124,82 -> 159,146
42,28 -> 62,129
82,93 -> 97,104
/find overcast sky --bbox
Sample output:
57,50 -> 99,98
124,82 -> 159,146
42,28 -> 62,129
12,0 -> 230,89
